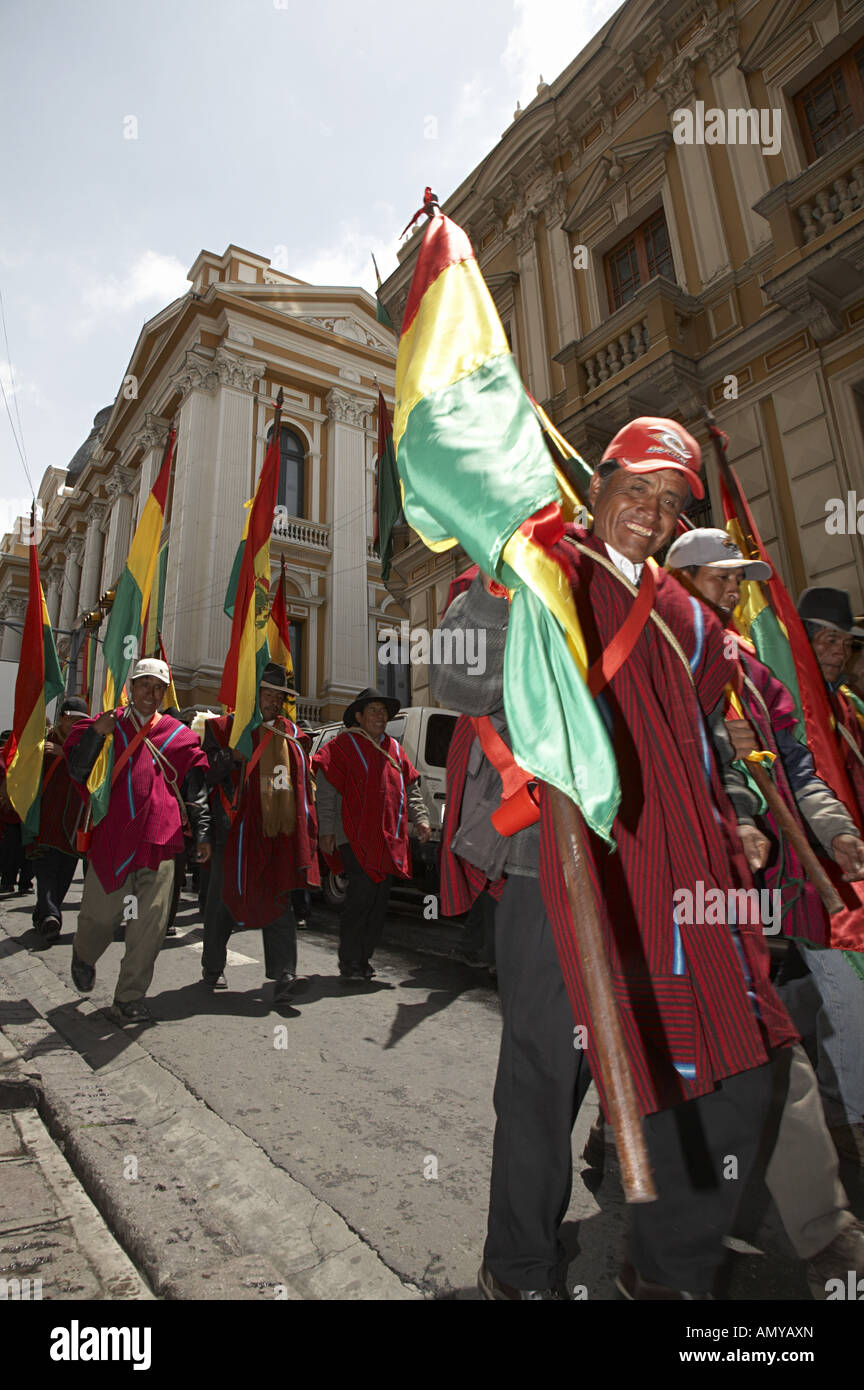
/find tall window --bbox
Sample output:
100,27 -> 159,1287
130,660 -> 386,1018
288,619 -> 303,696
267,426 -> 306,517
377,646 -> 410,707
795,43 -> 864,162
604,210 -> 675,312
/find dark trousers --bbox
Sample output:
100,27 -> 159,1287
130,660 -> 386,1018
338,842 -> 391,970
485,874 -> 776,1293
202,844 -> 297,979
165,851 -> 187,932
1,823 -> 32,891
32,848 -> 78,929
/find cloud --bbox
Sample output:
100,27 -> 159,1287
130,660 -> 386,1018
289,214 -> 399,293
502,0 -> 623,106
80,250 -> 190,319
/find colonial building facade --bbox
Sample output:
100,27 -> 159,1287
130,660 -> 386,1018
0,245 -> 405,722
381,0 -> 864,647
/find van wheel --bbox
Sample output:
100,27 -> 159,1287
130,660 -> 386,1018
322,869 -> 348,911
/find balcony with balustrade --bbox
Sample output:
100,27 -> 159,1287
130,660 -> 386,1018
271,511 -> 331,550
754,128 -> 864,343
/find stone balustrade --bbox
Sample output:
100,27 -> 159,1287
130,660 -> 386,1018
798,159 -> 864,243
583,317 -> 650,393
297,699 -> 322,723
271,513 -> 330,548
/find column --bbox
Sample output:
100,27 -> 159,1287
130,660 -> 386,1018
700,18 -> 772,256
513,213 -> 552,402
324,387 -> 374,699
77,503 -> 108,616
657,62 -> 731,289
57,535 -> 84,635
44,565 -> 64,627
544,180 -> 582,351
0,595 -> 27,662
99,468 -> 136,591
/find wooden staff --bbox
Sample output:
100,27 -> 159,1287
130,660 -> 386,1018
739,755 -> 845,915
547,785 -> 657,1203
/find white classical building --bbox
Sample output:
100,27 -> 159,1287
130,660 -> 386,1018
0,245 -> 408,722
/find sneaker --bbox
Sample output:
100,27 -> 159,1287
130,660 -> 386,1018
829,1123 -> 864,1166
806,1219 -> 864,1299
202,970 -> 228,990
616,1261 -> 713,1301
71,950 -> 95,993
477,1259 -> 571,1301
109,999 -> 154,1024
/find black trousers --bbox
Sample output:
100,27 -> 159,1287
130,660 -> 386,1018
1,823 -> 32,891
32,848 -> 78,930
485,874 -> 776,1292
202,845 -> 297,979
338,842 -> 391,970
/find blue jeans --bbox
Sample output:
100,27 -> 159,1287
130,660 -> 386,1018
781,945 -> 864,1126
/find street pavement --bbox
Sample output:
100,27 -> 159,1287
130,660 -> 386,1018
1,868 -> 860,1302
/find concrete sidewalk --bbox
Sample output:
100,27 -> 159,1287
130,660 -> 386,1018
0,909 -> 421,1301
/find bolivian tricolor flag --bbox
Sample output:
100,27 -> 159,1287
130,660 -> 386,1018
219,394 -> 282,756
266,557 -> 297,721
87,428 -> 175,824
141,539 -> 169,657
5,516 -> 64,841
394,211 -> 619,839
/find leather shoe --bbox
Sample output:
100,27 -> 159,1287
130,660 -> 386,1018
109,999 -> 154,1024
71,950 -> 95,993
202,970 -> 228,990
616,1261 -> 712,1301
273,971 -> 298,1004
477,1260 -> 572,1301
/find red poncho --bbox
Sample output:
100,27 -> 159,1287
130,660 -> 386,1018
539,530 -> 796,1117
208,715 -> 318,929
64,709 -> 207,893
313,729 -> 418,883
28,727 -> 87,857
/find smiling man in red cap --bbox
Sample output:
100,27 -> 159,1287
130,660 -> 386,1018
433,415 -> 799,1301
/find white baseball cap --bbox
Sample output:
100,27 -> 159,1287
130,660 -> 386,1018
131,657 -> 170,685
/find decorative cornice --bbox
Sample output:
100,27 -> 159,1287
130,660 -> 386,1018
297,315 -> 392,352
655,57 -> 696,113
696,9 -> 740,75
131,412 -> 171,455
213,348 -> 266,392
325,387 -> 372,428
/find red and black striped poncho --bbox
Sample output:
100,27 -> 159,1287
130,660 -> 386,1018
539,530 -> 796,1117
313,729 -> 419,883
208,715 -> 318,929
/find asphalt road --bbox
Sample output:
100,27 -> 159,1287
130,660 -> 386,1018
4,870 -> 859,1302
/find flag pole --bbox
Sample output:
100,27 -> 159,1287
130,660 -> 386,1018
547,785 -> 657,1202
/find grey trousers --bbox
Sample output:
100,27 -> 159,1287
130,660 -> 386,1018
73,859 -> 175,1004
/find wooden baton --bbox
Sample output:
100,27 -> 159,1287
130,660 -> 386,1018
547,785 -> 657,1204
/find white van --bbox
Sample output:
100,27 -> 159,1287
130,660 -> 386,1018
310,705 -> 459,906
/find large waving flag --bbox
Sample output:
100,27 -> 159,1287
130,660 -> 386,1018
87,428 -> 175,824
219,391 -> 283,756
266,556 -> 297,721
141,538 -> 169,657
157,631 -> 180,711
373,389 -> 401,581
393,210 -> 619,839
4,510 -> 64,841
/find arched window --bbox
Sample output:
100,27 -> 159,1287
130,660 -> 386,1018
267,426 -> 306,518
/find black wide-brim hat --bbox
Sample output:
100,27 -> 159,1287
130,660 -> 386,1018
343,688 -> 401,727
260,663 -> 293,692
797,587 -> 864,640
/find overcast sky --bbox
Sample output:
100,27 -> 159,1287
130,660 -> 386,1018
0,0 -> 622,532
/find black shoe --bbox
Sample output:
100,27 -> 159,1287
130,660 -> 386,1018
165,924 -> 177,937
616,1261 -> 713,1301
295,918 -> 309,930
360,963 -> 375,979
109,999 -> 154,1024
477,1260 -> 572,1301
35,915 -> 61,943
339,963 -> 365,981
202,970 -> 228,990
71,950 -> 95,993
273,970 -> 298,1005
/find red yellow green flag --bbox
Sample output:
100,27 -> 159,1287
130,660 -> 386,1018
394,211 -> 619,839
266,557 -> 297,722
373,389 -> 401,581
5,512 -> 64,841
87,429 -> 175,823
157,631 -> 180,711
219,393 -> 283,756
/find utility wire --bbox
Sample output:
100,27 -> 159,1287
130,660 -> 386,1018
0,284 -> 34,498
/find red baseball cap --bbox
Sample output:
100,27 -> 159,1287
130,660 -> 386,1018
600,417 -> 704,499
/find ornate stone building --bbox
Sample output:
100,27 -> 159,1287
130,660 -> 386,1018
381,0 -> 864,644
0,245 -> 404,721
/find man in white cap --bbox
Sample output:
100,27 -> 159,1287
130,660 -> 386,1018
64,657 -> 211,1023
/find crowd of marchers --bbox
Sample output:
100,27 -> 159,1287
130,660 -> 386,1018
0,414 -> 863,1302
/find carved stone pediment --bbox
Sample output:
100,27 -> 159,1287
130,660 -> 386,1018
297,314 -> 392,352
564,132 -> 673,231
